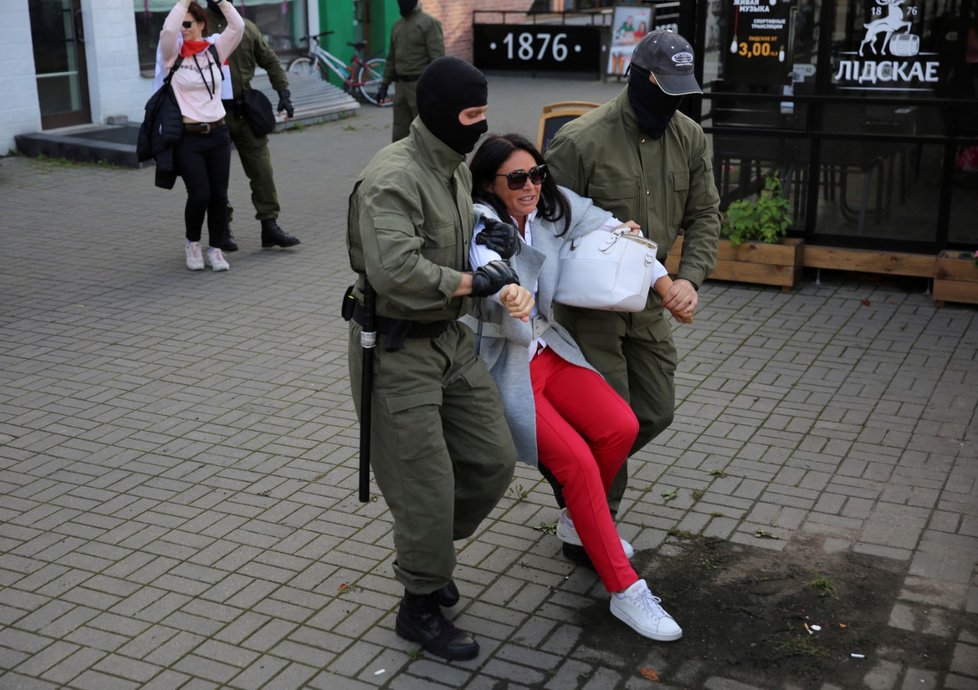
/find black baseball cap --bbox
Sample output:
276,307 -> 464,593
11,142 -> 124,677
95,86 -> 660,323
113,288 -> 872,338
629,30 -> 702,96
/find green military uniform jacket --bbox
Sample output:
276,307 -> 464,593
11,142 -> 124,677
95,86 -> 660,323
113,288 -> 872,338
348,118 -> 473,321
545,89 -> 720,294
382,5 -> 444,83
207,10 -> 289,96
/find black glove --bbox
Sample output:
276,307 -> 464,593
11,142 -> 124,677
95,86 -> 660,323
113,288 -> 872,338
205,0 -> 227,12
471,260 -> 520,297
277,89 -> 294,118
375,82 -> 389,102
476,218 -> 520,259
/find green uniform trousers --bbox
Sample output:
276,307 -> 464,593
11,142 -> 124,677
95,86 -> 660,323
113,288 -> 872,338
348,321 -> 517,593
391,82 -> 419,143
553,305 -> 677,514
226,108 -> 280,221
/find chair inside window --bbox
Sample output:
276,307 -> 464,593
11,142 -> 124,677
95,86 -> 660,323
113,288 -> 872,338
537,101 -> 600,154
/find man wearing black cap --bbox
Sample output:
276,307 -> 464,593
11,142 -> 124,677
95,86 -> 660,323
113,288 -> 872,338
347,56 -> 528,661
376,1 -> 444,142
545,31 -> 720,559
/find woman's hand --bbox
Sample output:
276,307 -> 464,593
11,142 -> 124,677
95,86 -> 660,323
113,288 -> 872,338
499,284 -> 534,322
615,220 -> 642,235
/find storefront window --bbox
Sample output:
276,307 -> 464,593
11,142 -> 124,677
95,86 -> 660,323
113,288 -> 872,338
701,0 -> 977,251
134,0 -> 306,73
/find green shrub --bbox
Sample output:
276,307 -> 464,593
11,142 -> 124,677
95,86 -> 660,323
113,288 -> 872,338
721,173 -> 791,247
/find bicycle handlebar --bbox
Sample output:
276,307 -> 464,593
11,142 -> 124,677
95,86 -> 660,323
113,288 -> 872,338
298,30 -> 334,44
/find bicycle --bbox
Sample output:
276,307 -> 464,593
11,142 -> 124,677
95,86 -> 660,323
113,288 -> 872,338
288,31 -> 392,107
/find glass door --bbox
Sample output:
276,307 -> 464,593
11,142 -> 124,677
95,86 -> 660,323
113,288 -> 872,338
30,0 -> 90,129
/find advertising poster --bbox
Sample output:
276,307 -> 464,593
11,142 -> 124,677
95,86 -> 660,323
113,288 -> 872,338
607,5 -> 654,77
725,0 -> 793,85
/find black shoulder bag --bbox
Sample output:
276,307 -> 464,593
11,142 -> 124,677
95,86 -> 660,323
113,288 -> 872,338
240,88 -> 276,137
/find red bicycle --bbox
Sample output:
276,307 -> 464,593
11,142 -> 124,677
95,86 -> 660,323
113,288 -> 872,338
287,31 -> 392,107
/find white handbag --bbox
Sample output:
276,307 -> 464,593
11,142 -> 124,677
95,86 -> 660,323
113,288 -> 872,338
555,229 -> 658,312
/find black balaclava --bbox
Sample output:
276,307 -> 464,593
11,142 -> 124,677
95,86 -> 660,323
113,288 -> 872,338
417,56 -> 488,155
627,66 -> 683,139
397,0 -> 418,17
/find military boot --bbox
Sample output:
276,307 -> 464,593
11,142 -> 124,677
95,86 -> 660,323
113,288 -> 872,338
395,591 -> 479,661
221,227 -> 238,252
435,581 -> 460,607
260,219 -> 301,248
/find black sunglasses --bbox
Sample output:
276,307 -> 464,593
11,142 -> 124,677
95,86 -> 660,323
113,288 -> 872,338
496,164 -> 547,190
182,20 -> 194,28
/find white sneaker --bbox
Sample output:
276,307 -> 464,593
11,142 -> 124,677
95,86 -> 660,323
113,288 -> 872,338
610,579 -> 683,642
556,508 -> 634,558
185,241 -> 204,270
206,247 -> 229,272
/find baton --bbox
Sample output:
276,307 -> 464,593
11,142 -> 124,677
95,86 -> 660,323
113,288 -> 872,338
358,280 -> 377,503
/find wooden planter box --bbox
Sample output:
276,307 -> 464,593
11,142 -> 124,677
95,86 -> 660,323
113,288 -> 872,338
933,251 -> 978,306
666,237 -> 804,291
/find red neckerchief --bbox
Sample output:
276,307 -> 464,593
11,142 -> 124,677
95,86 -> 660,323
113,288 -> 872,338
180,40 -> 211,58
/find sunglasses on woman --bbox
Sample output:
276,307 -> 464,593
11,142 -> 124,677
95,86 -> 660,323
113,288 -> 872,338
182,20 -> 194,28
496,164 -> 547,190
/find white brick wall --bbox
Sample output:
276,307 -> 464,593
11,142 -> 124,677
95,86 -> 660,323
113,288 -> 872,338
0,1 -> 154,155
81,0 -> 152,125
0,3 -> 42,154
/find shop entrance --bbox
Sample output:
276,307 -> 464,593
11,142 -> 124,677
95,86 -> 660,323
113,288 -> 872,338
30,0 -> 91,129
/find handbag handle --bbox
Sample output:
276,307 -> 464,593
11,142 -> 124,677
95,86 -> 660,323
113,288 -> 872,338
569,229 -> 657,265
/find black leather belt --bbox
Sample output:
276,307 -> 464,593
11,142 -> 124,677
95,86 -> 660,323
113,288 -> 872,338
394,74 -> 421,82
184,119 -> 226,133
351,303 -> 449,339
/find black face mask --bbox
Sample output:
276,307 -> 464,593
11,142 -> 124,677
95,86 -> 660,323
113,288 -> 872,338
397,0 -> 418,17
417,57 -> 489,155
627,68 -> 683,139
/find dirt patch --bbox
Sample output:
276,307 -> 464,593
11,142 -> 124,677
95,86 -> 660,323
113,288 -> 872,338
576,532 -> 963,689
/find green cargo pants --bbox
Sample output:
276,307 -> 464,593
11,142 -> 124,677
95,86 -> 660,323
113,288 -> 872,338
553,304 -> 677,514
348,320 -> 517,594
391,81 -> 418,143
226,108 -> 280,221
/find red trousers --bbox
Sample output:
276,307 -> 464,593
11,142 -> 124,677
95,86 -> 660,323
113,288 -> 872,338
532,347 -> 639,592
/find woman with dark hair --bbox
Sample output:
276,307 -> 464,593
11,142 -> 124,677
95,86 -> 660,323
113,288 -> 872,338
465,133 -> 683,642
159,0 -> 243,271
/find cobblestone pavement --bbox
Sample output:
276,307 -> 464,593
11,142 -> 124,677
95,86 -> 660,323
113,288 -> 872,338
1,76 -> 976,690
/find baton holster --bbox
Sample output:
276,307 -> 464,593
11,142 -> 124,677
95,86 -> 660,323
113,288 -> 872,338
341,285 -> 357,321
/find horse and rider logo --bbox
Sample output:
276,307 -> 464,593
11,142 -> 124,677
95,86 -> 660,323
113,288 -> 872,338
859,0 -> 920,57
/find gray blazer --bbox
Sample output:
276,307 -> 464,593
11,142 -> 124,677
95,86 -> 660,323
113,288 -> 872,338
461,187 -> 617,465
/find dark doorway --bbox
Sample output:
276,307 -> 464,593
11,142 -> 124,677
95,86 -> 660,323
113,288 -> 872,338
30,0 -> 91,129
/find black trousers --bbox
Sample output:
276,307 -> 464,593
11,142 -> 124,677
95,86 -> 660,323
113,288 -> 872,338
174,126 -> 231,247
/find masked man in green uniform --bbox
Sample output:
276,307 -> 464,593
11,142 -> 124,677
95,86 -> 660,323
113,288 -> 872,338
347,56 -> 530,661
545,31 -> 720,562
206,0 -> 300,251
376,0 -> 444,142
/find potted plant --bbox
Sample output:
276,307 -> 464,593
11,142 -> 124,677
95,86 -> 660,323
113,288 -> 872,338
721,173 -> 792,248
667,173 -> 804,291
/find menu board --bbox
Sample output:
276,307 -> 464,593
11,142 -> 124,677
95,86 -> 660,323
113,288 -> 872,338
725,0 -> 793,85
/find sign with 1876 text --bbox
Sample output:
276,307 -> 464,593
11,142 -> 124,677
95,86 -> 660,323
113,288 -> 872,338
473,24 -> 602,73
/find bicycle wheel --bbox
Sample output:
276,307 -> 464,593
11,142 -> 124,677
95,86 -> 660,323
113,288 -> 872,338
288,56 -> 319,78
357,58 -> 392,107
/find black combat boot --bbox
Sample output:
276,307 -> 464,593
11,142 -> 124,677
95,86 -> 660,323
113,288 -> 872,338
562,543 -> 596,571
221,227 -> 238,252
260,219 -> 301,248
435,581 -> 459,607
395,591 -> 479,661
